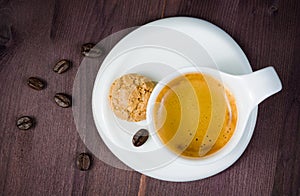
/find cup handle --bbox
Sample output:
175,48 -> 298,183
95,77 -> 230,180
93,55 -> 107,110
240,66 -> 282,109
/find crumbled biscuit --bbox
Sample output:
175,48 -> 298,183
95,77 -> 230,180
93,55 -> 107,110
108,74 -> 155,122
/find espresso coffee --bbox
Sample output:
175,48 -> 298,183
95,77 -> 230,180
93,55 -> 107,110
153,73 -> 237,158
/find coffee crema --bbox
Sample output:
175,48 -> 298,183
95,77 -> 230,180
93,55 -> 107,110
153,73 -> 237,158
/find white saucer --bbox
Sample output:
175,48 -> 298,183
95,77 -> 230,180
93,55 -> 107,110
92,17 -> 258,182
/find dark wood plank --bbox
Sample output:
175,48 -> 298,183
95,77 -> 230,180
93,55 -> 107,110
271,15 -> 300,196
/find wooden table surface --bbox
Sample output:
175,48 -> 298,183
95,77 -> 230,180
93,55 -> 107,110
0,0 -> 299,195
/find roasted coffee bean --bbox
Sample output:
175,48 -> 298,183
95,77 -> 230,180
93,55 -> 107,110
81,43 -> 95,56
76,153 -> 91,171
54,93 -> 71,108
81,43 -> 102,57
53,59 -> 71,74
27,77 -> 46,90
132,129 -> 149,147
16,116 -> 34,130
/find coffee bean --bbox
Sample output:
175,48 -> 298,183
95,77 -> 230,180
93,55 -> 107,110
54,93 -> 71,108
53,60 -> 71,74
76,153 -> 91,171
16,116 -> 34,130
132,129 -> 149,147
27,77 -> 46,90
81,43 -> 102,57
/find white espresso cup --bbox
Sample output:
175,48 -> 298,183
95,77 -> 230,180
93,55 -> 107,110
146,66 -> 282,165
